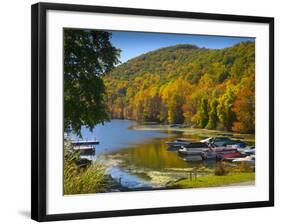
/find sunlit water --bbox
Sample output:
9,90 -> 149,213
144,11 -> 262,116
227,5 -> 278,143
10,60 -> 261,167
70,119 -> 254,190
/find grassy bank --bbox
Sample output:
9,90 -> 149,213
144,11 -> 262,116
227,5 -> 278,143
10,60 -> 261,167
63,141 -> 108,195
172,172 -> 255,189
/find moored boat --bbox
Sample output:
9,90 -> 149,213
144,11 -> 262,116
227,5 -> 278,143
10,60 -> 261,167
178,142 -> 210,158
211,147 -> 243,160
237,146 -> 255,155
178,148 -> 210,156
182,155 -> 204,162
166,139 -> 190,148
226,140 -> 247,148
200,137 -> 231,146
232,155 -> 255,163
201,151 -> 219,160
200,137 -> 247,148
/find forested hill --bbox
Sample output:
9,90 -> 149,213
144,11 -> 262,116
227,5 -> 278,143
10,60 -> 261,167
103,41 -> 255,133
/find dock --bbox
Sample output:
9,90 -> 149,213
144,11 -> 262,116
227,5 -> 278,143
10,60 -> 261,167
71,139 -> 100,145
72,145 -> 96,151
72,145 -> 95,155
70,139 -> 99,155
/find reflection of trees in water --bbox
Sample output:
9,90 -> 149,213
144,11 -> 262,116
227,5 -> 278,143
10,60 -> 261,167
110,138 -> 215,171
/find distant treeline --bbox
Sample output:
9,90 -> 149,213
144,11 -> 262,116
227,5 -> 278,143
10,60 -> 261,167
103,42 -> 255,133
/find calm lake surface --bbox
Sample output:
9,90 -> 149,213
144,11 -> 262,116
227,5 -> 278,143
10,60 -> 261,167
70,119 -> 254,189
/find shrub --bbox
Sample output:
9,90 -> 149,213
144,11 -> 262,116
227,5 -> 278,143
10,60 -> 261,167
214,162 -> 229,176
233,162 -> 254,173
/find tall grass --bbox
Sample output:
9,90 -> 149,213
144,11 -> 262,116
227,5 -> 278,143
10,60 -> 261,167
63,141 -> 107,195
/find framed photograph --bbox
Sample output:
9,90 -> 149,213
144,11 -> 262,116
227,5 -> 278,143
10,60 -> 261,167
31,2 -> 274,222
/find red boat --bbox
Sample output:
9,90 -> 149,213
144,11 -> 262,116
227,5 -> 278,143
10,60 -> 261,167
211,147 -> 243,160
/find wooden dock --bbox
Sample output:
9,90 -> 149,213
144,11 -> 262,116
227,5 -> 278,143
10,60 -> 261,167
71,139 -> 99,145
70,139 -> 99,155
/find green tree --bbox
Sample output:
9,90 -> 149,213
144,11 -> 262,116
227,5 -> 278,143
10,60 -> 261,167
217,84 -> 237,130
206,98 -> 218,129
64,29 -> 120,135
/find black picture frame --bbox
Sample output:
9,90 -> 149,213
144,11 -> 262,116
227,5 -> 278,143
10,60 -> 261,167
31,2 -> 274,222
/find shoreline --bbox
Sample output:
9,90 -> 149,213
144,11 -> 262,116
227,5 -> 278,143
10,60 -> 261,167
102,176 -> 255,193
132,123 -> 255,144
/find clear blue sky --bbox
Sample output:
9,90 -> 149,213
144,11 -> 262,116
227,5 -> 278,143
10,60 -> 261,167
109,31 -> 255,63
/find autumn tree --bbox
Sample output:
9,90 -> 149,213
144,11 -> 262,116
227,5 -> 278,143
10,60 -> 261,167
232,75 -> 255,133
103,42 -> 255,133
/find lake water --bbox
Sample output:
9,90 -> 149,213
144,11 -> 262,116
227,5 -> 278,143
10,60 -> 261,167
70,119 -> 254,190
71,119 -> 170,155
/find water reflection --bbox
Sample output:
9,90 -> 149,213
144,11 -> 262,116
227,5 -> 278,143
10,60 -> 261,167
108,139 -> 190,170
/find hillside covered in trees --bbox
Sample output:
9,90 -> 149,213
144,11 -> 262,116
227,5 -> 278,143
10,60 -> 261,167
103,42 -> 255,133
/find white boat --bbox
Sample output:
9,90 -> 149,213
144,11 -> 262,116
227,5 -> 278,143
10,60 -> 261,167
200,137 -> 231,144
232,155 -> 255,163
237,146 -> 255,155
200,137 -> 213,143
178,142 -> 210,156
